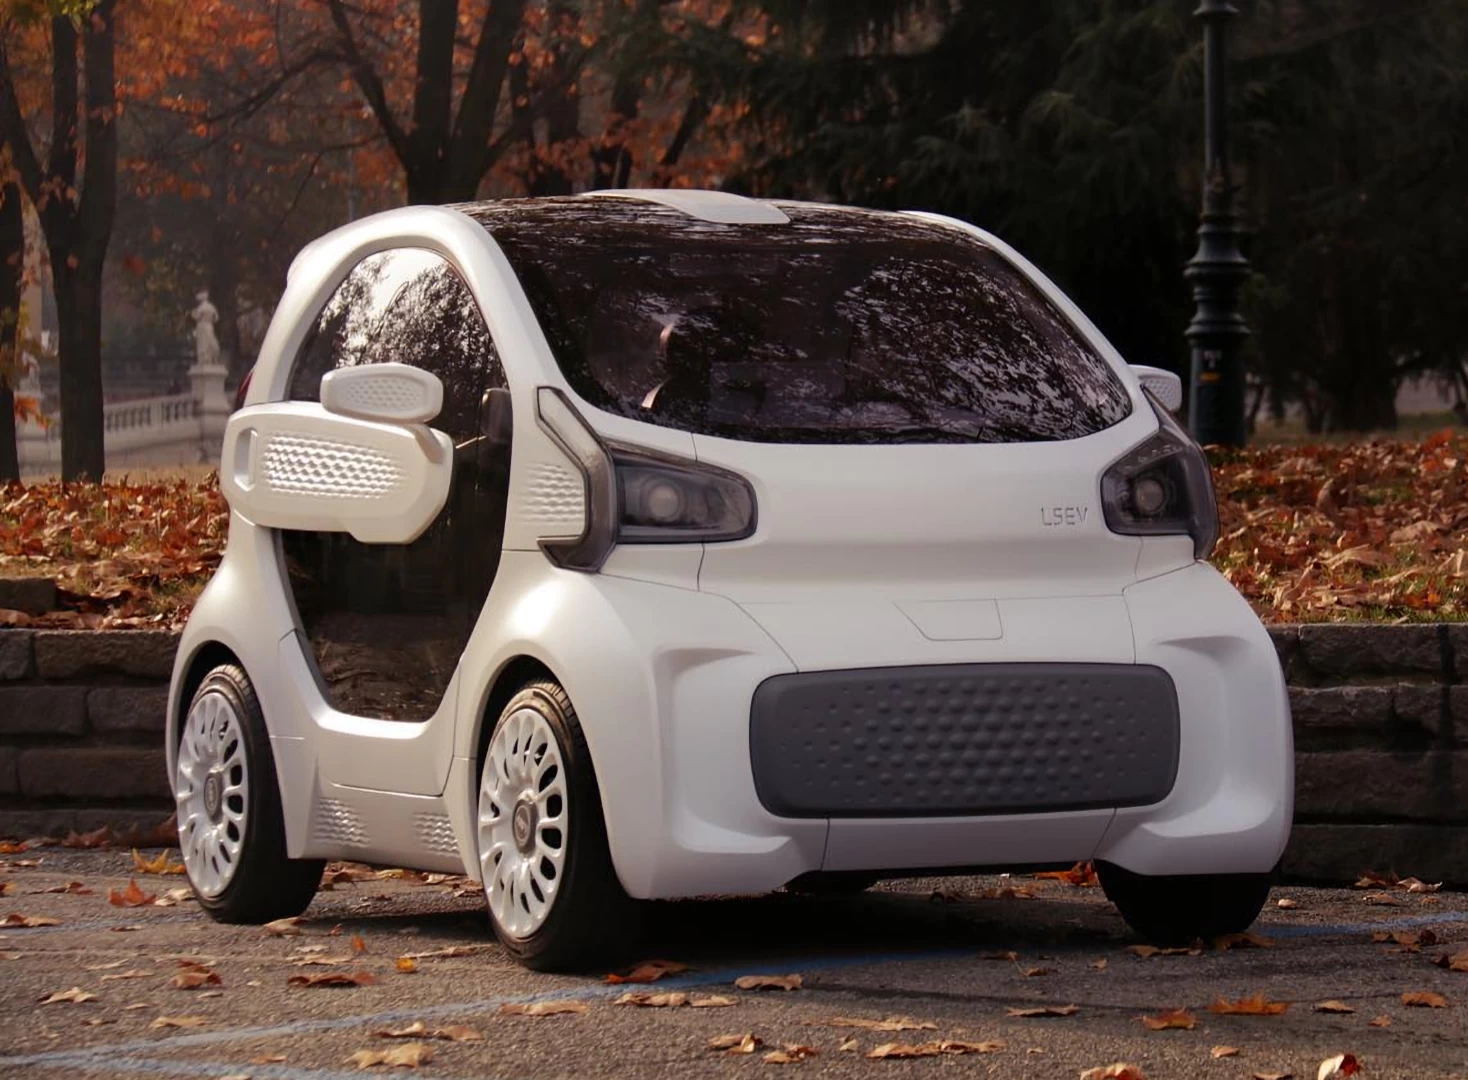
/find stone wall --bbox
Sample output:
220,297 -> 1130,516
1,625 -> 1466,884
1272,623 -> 1468,886
0,629 -> 176,841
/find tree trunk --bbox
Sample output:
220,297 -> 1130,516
52,259 -> 106,481
0,179 -> 21,483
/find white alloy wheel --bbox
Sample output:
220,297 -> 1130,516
478,705 -> 570,939
175,689 -> 250,898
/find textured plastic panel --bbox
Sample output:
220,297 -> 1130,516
220,402 -> 453,544
750,663 -> 1179,818
514,461 -> 586,531
321,362 -> 443,424
259,432 -> 403,498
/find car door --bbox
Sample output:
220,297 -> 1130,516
269,248 -> 511,794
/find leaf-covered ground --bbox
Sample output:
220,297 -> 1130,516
1,431 -> 1465,628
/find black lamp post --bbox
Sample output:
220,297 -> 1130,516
1185,0 -> 1250,447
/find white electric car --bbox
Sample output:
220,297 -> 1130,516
167,190 -> 1293,970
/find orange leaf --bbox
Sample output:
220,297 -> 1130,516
604,959 -> 689,984
1139,1008 -> 1196,1030
287,971 -> 376,988
1208,993 -> 1289,1015
107,879 -> 156,907
1401,991 -> 1448,1008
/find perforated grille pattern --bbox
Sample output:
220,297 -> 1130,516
517,462 -> 585,526
260,433 -> 403,498
332,374 -> 430,417
413,813 -> 459,855
314,798 -> 369,846
750,663 -> 1179,818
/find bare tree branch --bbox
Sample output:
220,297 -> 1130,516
325,0 -> 409,162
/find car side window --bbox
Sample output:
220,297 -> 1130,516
280,249 -> 510,722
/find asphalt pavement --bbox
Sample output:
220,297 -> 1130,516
3,848 -> 1468,1080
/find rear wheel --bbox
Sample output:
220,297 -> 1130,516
477,680 -> 639,971
175,664 -> 324,922
1097,861 -> 1273,945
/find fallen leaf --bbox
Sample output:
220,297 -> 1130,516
39,881 -> 92,895
814,1016 -> 937,1033
1314,1000 -> 1355,1014
0,840 -> 29,854
263,917 -> 305,937
352,935 -> 368,954
1023,966 -> 1053,977
1317,1053 -> 1362,1079
1433,949 -> 1468,972
1401,991 -> 1448,1008
1006,1004 -> 1079,1018
174,969 -> 222,990
1209,993 -> 1289,1015
249,1055 -> 287,1064
708,1033 -> 761,1054
107,879 -> 156,907
1034,861 -> 1099,887
982,950 -> 1021,962
690,995 -> 737,1008
1371,929 -> 1435,950
131,849 -> 186,875
1277,898 -> 1299,909
1,913 -> 60,927
867,1040 -> 1004,1059
1139,1008 -> 1196,1031
150,1015 -> 207,1028
839,1038 -> 859,1052
110,925 -> 144,933
614,991 -> 688,1008
40,987 -> 97,1005
1368,1015 -> 1392,1027
763,1044 -> 818,1064
734,974 -> 802,991
604,959 -> 689,984
398,945 -> 485,960
287,971 -> 376,988
1214,932 -> 1275,951
347,1042 -> 433,1069
1125,944 -> 1201,958
375,1021 -> 481,1041
498,1001 -> 589,1017
394,957 -> 418,973
1251,1072 -> 1294,1080
1212,1046 -> 1241,1058
287,956 -> 353,967
1399,877 -> 1442,894
1362,892 -> 1403,907
82,1018 -> 116,1027
101,969 -> 151,981
62,826 -> 112,849
1079,1065 -> 1146,1080
1092,959 -> 1108,971
83,960 -> 128,971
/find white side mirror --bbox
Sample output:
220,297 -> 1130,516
1129,365 -> 1183,412
321,362 -> 443,424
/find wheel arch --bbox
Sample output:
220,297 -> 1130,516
168,640 -> 244,763
471,654 -> 561,775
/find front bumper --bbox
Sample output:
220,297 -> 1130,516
510,560 -> 1291,898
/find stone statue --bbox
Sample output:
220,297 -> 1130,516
191,290 -> 222,369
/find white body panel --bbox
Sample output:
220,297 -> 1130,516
169,192 -> 1292,908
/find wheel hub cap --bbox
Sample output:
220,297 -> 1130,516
477,706 -> 569,941
174,690 -> 250,900
203,771 -> 224,821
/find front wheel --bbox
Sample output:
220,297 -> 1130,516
1097,861 -> 1273,945
175,664 -> 324,923
477,680 -> 639,971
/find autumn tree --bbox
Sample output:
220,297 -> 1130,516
0,0 -> 116,480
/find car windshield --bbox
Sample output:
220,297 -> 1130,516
462,199 -> 1131,444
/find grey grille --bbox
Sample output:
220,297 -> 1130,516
749,663 -> 1179,818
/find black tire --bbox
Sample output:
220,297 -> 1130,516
177,664 -> 324,923
479,680 -> 641,971
1097,861 -> 1273,945
784,871 -> 883,896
